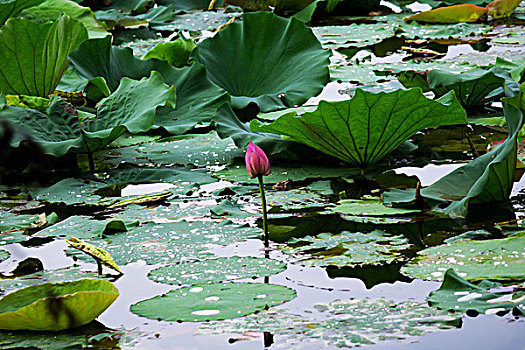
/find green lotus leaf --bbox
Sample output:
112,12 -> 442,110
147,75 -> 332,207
251,88 -> 467,169
428,269 -> 525,315
418,92 -> 525,218
69,37 -> 228,134
0,0 -> 43,27
143,34 -> 196,67
197,12 -> 330,113
0,279 -> 118,331
199,298 -> 461,347
401,235 -> 525,281
1,71 -> 176,158
284,230 -> 411,267
148,257 -> 286,286
130,282 -> 296,322
20,0 -> 109,39
0,16 -> 87,97
397,67 -> 519,113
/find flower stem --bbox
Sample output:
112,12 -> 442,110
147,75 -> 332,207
257,175 -> 269,248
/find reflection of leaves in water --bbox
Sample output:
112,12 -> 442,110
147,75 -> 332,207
0,321 -> 127,349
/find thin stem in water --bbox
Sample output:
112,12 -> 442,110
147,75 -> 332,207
258,175 -> 269,248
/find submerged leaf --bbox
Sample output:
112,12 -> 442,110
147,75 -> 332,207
0,279 -> 118,331
251,88 -> 467,169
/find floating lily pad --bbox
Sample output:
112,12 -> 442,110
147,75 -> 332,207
329,198 -> 420,216
130,282 -> 296,322
402,235 -> 525,281
66,221 -> 261,265
0,211 -> 43,233
285,230 -> 410,267
263,189 -> 327,211
428,269 -> 525,316
0,279 -> 118,331
199,298 -> 461,347
37,216 -> 136,240
214,164 -> 360,184
148,257 -> 286,286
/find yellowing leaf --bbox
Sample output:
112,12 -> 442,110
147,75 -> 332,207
486,0 -> 522,19
404,4 -> 488,23
67,237 -> 122,274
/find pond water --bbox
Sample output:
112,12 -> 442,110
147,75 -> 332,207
1,0 -> 525,348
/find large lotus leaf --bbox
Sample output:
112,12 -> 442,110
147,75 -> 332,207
81,71 -> 176,153
214,162 -> 361,184
284,230 -> 410,267
197,12 -> 330,113
418,93 -> 525,218
427,68 -> 518,112
152,62 -> 230,134
0,0 -> 43,26
401,235 -> 525,281
199,298 -> 461,347
66,221 -> 261,265
130,282 -> 296,322
2,72 -> 176,157
251,89 -> 467,169
0,16 -> 87,97
19,0 -> 108,39
428,269 -> 525,315
68,36 -> 164,92
148,257 -> 286,286
0,211 -> 45,233
0,279 -> 118,331
69,37 -> 228,134
404,4 -> 488,23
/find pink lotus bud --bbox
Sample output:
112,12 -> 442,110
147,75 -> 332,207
245,141 -> 270,178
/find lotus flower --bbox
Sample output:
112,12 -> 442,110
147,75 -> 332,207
245,141 -> 270,178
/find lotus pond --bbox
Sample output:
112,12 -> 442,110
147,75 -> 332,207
0,0 -> 525,348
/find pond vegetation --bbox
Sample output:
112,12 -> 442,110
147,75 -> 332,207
0,0 -> 524,348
